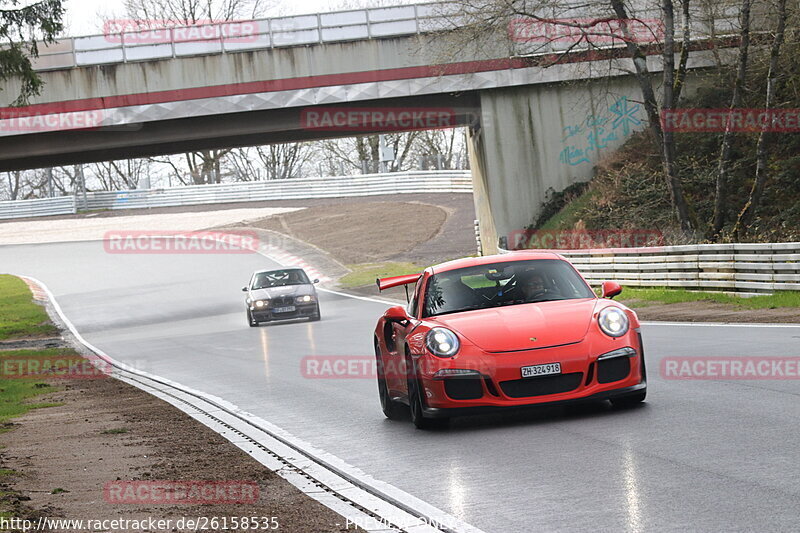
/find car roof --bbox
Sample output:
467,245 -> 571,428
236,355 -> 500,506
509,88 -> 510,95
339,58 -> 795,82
252,267 -> 306,275
430,251 -> 564,274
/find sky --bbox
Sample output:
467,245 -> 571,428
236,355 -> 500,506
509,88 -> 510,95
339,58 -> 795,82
64,0 -> 350,36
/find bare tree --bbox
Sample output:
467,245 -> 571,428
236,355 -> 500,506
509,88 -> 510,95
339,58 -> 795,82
122,0 -> 269,25
734,0 -> 789,236
120,0 -> 272,183
413,128 -> 469,169
441,0 -> 695,234
712,0 -> 752,239
4,171 -> 22,200
318,133 -> 421,175
226,143 -> 313,180
92,159 -> 152,190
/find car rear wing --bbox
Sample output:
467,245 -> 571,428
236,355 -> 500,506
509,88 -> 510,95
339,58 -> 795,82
376,273 -> 421,292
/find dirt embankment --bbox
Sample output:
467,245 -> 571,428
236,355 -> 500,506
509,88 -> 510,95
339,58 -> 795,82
1,376 -> 354,532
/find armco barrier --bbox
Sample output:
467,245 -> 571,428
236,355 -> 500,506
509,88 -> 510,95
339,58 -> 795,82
0,196 -> 76,220
501,243 -> 800,293
0,171 -> 472,219
81,171 -> 472,211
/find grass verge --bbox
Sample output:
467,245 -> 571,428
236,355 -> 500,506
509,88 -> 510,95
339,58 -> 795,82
0,275 -> 58,340
339,262 -> 423,288
619,287 -> 800,309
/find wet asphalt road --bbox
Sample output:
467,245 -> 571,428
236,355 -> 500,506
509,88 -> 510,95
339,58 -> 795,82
2,241 -> 799,533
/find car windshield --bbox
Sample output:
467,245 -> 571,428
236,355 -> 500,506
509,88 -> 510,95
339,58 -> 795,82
422,259 -> 595,318
252,269 -> 310,289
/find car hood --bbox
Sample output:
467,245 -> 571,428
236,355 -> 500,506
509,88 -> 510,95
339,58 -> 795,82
429,298 -> 597,352
249,284 -> 315,300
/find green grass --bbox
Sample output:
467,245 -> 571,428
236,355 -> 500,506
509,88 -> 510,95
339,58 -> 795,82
339,262 -> 423,288
0,277 -> 75,426
0,275 -> 57,340
619,287 -> 800,309
537,188 -> 598,232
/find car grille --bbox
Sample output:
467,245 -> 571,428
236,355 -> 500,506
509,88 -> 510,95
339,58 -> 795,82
444,378 -> 484,400
270,297 -> 294,308
597,356 -> 631,384
499,373 -> 583,399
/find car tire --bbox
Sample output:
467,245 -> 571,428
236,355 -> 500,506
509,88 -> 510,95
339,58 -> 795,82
247,310 -> 258,327
406,356 -> 449,430
610,389 -> 646,408
309,304 -> 321,322
375,341 -> 405,420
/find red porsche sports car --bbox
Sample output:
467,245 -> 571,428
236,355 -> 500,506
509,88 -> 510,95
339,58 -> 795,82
374,252 -> 646,429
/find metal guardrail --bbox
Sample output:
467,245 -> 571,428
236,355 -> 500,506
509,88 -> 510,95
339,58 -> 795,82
0,196 -> 76,220
502,243 -> 800,293
0,171 -> 472,219
81,171 -> 472,210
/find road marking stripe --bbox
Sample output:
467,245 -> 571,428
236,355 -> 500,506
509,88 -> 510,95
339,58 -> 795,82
21,275 -> 486,533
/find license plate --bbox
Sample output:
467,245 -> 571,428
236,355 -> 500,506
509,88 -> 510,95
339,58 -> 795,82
521,362 -> 562,379
273,305 -> 296,313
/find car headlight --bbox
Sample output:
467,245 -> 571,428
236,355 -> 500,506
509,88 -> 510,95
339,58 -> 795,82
255,300 -> 266,308
296,295 -> 315,303
598,307 -> 630,338
425,327 -> 460,358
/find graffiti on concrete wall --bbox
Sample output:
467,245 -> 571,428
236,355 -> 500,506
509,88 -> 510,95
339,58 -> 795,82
559,96 -> 642,166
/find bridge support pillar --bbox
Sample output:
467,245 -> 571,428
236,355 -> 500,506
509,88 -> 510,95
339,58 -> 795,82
473,80 -> 647,251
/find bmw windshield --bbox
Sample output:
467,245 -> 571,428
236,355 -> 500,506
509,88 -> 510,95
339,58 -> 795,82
252,269 -> 310,289
423,259 -> 595,318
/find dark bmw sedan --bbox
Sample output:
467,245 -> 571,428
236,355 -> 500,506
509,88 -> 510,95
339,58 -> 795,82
243,268 -> 321,326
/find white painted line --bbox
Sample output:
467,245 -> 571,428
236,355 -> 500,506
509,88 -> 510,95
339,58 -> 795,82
21,275 -> 486,533
641,321 -> 800,328
317,287 -> 399,306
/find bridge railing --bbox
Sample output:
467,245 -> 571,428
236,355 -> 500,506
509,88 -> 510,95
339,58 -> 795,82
0,171 -> 472,220
501,243 -> 800,293
32,1 -> 750,71
33,3 -> 459,71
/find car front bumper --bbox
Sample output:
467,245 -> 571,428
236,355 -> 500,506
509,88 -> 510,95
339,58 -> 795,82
250,302 -> 318,320
414,332 -> 647,416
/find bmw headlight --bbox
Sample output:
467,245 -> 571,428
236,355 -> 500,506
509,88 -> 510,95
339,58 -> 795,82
296,295 -> 315,303
598,307 -> 630,338
255,300 -> 267,308
425,327 -> 460,358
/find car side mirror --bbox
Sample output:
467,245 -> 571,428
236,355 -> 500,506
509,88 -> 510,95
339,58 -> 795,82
601,281 -> 622,299
313,279 -> 320,284
242,286 -> 249,292
384,305 -> 408,324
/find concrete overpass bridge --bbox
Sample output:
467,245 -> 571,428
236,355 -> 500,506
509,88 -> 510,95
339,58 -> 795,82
0,2 -> 740,252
